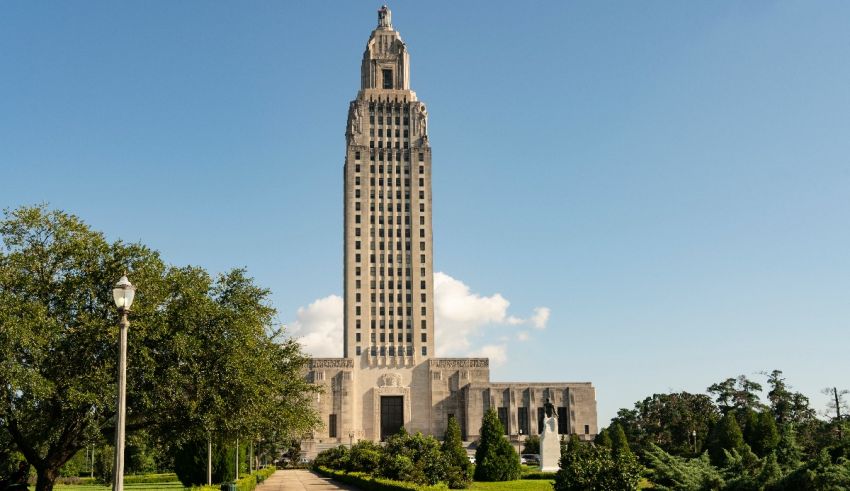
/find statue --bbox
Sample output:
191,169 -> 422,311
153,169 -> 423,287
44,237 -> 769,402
539,397 -> 560,472
377,5 -> 392,28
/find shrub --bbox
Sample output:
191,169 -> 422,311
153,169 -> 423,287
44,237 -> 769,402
554,434 -> 642,491
378,430 -> 448,485
347,440 -> 383,473
313,445 -> 350,471
441,416 -> 471,489
473,409 -> 521,481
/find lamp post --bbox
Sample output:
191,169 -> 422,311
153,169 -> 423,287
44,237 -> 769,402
111,275 -> 136,491
691,430 -> 697,454
349,431 -> 354,449
516,429 -> 523,458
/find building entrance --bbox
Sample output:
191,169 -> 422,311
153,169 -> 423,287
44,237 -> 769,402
380,396 -> 404,440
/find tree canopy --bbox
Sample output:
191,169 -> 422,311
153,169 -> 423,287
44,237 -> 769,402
0,206 -> 318,490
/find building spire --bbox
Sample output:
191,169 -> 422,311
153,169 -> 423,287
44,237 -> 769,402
377,5 -> 392,29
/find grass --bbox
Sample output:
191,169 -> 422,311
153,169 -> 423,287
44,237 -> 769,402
31,484 -> 190,490
469,480 -> 554,491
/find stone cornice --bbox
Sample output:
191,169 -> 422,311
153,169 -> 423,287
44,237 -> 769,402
429,358 -> 489,368
309,358 -> 354,369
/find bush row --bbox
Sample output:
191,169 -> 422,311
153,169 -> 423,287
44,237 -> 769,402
521,471 -> 557,480
124,472 -> 181,483
316,465 -> 448,491
189,466 -> 276,491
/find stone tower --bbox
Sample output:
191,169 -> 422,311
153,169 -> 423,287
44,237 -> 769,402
303,6 -> 598,454
343,4 -> 435,365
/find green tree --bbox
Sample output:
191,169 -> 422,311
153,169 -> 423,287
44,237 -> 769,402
378,430 -> 448,485
642,443 -> 724,491
707,412 -> 745,465
766,370 -> 816,427
609,423 -> 632,458
473,409 -> 521,481
746,411 -> 779,458
0,206 -> 318,491
611,392 -> 718,456
522,435 -> 540,454
707,375 -> 764,414
441,416 -> 471,489
594,429 -> 612,448
554,434 -> 642,491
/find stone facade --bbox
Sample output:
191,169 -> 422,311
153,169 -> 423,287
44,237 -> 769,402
301,7 -> 597,456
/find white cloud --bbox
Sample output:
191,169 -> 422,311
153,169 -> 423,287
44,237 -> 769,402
530,307 -> 551,329
288,272 -> 552,362
288,295 -> 343,357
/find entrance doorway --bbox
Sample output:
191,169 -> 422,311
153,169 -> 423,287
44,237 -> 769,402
380,396 -> 404,440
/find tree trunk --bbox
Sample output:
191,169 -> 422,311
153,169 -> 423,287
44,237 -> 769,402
35,465 -> 59,491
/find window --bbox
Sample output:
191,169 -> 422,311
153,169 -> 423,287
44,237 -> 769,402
585,425 -> 590,435
419,178 -> 424,186
558,407 -> 568,434
418,153 -> 424,162
421,346 -> 427,356
371,333 -> 376,342
355,240 -> 361,249
329,414 -> 337,438
421,333 -> 427,342
518,407 -> 529,435
356,346 -> 361,355
421,320 -> 426,329
355,332 -> 361,342
382,69 -> 393,89
537,408 -> 545,434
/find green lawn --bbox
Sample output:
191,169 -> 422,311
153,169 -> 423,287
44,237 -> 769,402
469,480 -> 554,491
33,484 -> 189,490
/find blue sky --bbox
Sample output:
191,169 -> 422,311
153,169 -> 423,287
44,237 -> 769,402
1,2 -> 848,426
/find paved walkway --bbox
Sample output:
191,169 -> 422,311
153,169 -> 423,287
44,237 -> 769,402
256,469 -> 355,491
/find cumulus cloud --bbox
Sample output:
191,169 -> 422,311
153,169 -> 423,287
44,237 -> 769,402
471,344 -> 508,366
287,295 -> 343,357
288,272 -> 552,361
530,307 -> 551,329
434,272 -> 551,357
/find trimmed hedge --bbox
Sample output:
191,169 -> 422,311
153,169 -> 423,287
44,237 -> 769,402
125,472 -> 181,484
316,465 -> 448,491
189,467 -> 275,491
521,471 -> 557,480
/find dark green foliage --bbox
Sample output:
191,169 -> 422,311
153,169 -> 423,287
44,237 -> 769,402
378,430 -> 448,485
441,416 -> 471,488
0,206 -> 319,491
774,448 -> 850,490
313,445 -> 350,471
346,440 -> 383,474
609,423 -> 632,458
612,392 -> 719,456
554,434 -> 642,491
172,438 -> 248,486
708,376 -> 764,414
708,413 -> 745,466
522,435 -> 540,454
642,443 -> 724,491
745,411 -> 779,458
473,409 -> 521,481
594,429 -> 612,448
766,370 -> 816,427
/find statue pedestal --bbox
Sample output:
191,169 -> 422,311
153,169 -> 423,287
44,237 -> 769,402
539,417 -> 560,472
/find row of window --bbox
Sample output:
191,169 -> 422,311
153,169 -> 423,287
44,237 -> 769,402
497,406 -> 577,435
370,128 -> 409,138
353,253 -> 428,265
352,150 -> 425,162
354,237 -> 426,251
353,267 -> 427,284
354,319 -> 428,330
353,177 -> 426,188
353,164 -> 426,176
356,332 -> 428,343
353,266 -> 429,278
356,292 -> 428,303
353,211 -> 426,225
368,102 -> 410,115
354,306 -> 428,316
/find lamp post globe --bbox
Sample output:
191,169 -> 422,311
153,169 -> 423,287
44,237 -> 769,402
111,274 -> 136,491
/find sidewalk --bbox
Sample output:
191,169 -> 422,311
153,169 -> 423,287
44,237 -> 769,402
255,469 -> 356,491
